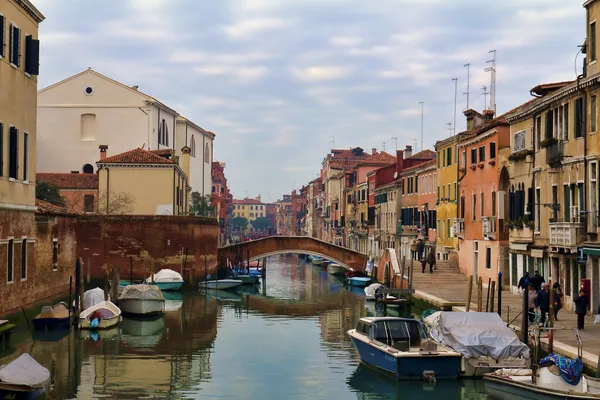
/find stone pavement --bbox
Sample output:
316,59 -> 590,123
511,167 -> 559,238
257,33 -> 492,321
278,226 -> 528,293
410,260 -> 600,371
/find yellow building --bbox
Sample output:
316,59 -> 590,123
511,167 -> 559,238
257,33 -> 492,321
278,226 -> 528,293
434,136 -> 460,260
96,146 -> 190,215
0,0 -> 43,211
232,196 -> 265,232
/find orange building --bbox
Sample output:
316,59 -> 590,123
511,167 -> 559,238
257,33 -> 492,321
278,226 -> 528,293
416,160 -> 437,249
457,110 -> 510,284
37,172 -> 99,213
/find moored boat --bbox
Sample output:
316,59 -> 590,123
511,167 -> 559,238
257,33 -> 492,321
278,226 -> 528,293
198,279 -> 243,290
348,276 -> 372,287
364,283 -> 384,301
78,301 -> 122,329
348,317 -> 462,380
146,269 -> 184,291
309,255 -> 324,265
118,284 -> 165,315
422,311 -> 531,377
327,263 -> 346,276
33,302 -> 71,331
0,353 -> 50,400
232,275 -> 260,285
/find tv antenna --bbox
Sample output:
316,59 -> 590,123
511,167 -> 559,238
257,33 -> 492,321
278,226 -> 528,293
485,50 -> 497,115
481,86 -> 489,110
447,122 -> 453,137
329,136 -> 335,149
382,141 -> 386,151
463,63 -> 470,110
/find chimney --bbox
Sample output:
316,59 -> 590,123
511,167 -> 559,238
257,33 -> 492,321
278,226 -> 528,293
483,109 -> 495,120
396,149 -> 404,176
372,148 -> 377,155
180,146 -> 191,179
404,145 -> 412,158
99,145 -> 108,160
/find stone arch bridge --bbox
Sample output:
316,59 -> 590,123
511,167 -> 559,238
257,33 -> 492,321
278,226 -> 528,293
218,236 -> 368,272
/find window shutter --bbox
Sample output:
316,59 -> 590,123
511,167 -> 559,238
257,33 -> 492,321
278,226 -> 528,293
0,16 -> 5,58
8,126 -> 18,179
545,111 -> 553,139
24,35 -> 39,75
16,27 -> 20,67
8,22 -> 13,64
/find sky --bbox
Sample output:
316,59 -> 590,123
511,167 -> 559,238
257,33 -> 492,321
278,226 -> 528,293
34,0 -> 583,203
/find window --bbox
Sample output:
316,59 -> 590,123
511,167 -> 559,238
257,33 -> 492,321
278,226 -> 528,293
486,248 -> 491,269
479,146 -> 485,163
9,23 -> 20,67
190,135 -> 196,157
159,119 -> 169,146
22,132 -> 28,181
461,151 -> 466,168
513,131 -> 526,152
80,113 -> 96,141
52,239 -> 58,270
592,21 -> 597,61
84,195 -> 95,213
536,188 -> 541,231
472,193 -> 476,221
0,15 -> 5,58
575,97 -> 585,138
21,239 -> 26,280
8,126 -> 18,179
491,192 -> 496,217
480,192 -> 484,217
82,164 -> 93,174
205,143 -> 210,163
592,95 -> 598,133
535,115 -> 542,149
24,35 -> 40,75
471,148 -> 476,164
7,239 -> 13,282
490,142 -> 496,159
446,148 -> 451,166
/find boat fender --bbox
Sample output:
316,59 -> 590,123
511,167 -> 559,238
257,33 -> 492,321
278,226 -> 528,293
422,370 -> 436,383
90,318 -> 99,329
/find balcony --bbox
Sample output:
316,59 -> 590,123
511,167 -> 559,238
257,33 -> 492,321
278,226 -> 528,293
549,221 -> 582,248
453,218 -> 465,238
545,139 -> 562,167
482,216 -> 496,239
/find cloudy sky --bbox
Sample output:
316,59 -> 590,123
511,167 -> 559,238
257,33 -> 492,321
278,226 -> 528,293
35,0 -> 583,203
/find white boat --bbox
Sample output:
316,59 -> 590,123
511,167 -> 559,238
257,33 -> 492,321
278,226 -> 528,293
327,263 -> 346,276
121,316 -> 165,348
78,301 -> 122,329
146,269 -> 184,291
74,287 -> 106,310
364,283 -> 385,301
0,353 -> 50,399
422,311 -> 531,377
118,284 -> 165,315
198,279 -> 243,290
309,255 -> 324,265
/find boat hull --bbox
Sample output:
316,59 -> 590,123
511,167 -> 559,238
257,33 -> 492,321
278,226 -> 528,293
119,298 -> 165,315
198,280 -> 242,290
348,277 -> 372,287
154,282 -> 183,291
0,384 -> 46,400
484,375 -> 588,400
327,265 -> 346,276
32,316 -> 70,331
349,336 -> 461,380
79,301 -> 122,330
233,275 -> 260,285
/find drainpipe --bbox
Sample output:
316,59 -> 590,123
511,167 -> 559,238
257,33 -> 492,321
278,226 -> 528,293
173,166 -> 176,215
202,134 -> 206,196
105,168 -> 110,214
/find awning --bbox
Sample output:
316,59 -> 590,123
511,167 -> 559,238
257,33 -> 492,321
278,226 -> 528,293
509,243 -> 528,251
582,247 -> 600,257
530,249 -> 545,258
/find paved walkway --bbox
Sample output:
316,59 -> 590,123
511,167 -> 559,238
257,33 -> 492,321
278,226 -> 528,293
410,261 -> 600,371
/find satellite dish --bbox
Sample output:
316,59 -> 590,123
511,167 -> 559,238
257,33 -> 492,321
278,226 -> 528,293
393,172 -> 398,179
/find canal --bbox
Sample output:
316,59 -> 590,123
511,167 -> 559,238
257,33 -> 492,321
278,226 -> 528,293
2,255 -> 489,399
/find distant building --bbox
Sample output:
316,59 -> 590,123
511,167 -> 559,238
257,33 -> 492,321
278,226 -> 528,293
232,196 -> 266,234
36,172 -> 99,213
211,161 -> 229,245
96,146 -> 190,215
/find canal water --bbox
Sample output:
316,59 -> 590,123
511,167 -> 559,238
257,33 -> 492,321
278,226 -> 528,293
3,255 -> 489,399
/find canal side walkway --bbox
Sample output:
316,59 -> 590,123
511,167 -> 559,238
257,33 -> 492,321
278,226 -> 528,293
411,261 -> 600,372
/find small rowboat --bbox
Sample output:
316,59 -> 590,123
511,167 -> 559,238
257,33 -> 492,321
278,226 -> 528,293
33,302 -> 71,331
198,279 -> 243,290
79,301 -> 122,329
0,354 -> 50,399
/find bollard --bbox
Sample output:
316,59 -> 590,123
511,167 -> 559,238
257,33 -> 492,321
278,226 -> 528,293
477,277 -> 483,312
466,275 -> 473,312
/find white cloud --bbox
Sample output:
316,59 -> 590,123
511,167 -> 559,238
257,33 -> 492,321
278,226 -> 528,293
329,36 -> 363,47
292,66 -> 352,82
193,65 -> 269,81
223,18 -> 292,38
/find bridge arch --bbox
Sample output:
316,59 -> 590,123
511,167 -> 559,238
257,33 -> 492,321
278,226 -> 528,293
218,236 -> 368,272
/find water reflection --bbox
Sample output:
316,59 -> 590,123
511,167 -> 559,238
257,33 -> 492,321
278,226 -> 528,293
2,255 -> 490,399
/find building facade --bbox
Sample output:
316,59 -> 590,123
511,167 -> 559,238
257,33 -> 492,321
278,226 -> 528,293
211,161 -> 229,246
36,172 -> 99,213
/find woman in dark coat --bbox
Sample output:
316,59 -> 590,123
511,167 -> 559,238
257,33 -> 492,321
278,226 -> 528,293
574,289 -> 590,330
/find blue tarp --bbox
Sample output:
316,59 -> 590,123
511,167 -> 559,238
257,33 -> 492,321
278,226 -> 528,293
539,353 -> 583,385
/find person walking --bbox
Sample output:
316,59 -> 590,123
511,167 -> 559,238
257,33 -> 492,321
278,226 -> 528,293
530,270 -> 545,292
517,272 -> 530,294
536,284 -> 551,326
552,282 -> 564,321
426,250 -> 436,274
527,285 -> 537,323
574,289 -> 590,330
416,239 -> 425,261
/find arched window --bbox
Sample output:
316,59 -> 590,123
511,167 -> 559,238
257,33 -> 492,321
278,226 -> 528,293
204,143 -> 210,163
82,164 -> 94,174
190,135 -> 196,157
159,119 -> 169,146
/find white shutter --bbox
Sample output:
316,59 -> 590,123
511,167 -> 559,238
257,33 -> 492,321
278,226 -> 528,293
497,191 -> 505,220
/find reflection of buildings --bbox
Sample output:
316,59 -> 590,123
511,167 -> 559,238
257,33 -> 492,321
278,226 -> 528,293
318,299 -> 364,353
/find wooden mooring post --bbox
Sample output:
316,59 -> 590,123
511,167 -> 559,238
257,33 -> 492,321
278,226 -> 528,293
465,275 -> 473,312
477,277 -> 483,312
549,280 -> 554,354
111,267 -> 120,303
485,278 -> 491,312
489,281 -> 496,313
408,258 -> 414,290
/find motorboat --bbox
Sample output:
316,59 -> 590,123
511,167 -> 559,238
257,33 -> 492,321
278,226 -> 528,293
327,263 -> 346,276
422,311 -> 531,377
0,353 -> 50,399
198,279 -> 243,290
348,317 -> 462,380
33,302 -> 71,331
118,284 -> 165,315
146,269 -> 184,291
348,276 -> 372,287
232,275 -> 260,285
365,283 -> 385,301
74,287 -> 106,310
78,301 -> 122,329
309,255 -> 324,265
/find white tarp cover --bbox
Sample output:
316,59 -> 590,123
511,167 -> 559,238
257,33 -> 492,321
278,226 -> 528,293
84,288 -> 105,310
424,311 -> 530,360
146,269 -> 183,283
364,283 -> 384,297
0,353 -> 50,388
119,284 -> 165,301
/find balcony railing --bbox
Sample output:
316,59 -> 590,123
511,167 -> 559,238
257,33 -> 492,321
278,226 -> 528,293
482,216 -> 496,238
546,140 -> 562,167
453,218 -> 465,237
549,221 -> 582,247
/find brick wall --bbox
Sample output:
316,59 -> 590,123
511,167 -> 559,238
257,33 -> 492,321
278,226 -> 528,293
76,215 -> 219,281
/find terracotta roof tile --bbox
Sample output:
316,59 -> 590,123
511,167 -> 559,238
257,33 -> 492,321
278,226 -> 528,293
37,173 -> 99,190
407,149 -> 436,160
150,149 -> 173,157
98,148 -> 174,164
35,199 -> 74,216
232,198 -> 264,205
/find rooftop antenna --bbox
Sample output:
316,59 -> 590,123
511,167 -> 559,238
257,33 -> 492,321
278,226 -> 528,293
382,141 -> 386,151
481,86 -> 489,111
452,78 -> 458,136
419,101 -> 424,152
329,136 -> 335,149
463,63 -> 470,110
485,50 -> 497,115
391,137 -> 398,151
447,122 -> 453,138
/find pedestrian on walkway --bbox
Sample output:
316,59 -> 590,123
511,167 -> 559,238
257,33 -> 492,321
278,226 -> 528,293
574,289 -> 590,330
421,257 -> 427,274
527,285 -> 537,323
536,284 -> 551,326
530,270 -> 545,292
426,250 -> 436,274
517,272 -> 529,294
417,239 -> 424,261
552,282 -> 564,321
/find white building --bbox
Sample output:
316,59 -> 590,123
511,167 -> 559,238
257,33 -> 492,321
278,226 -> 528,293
37,68 -> 214,196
